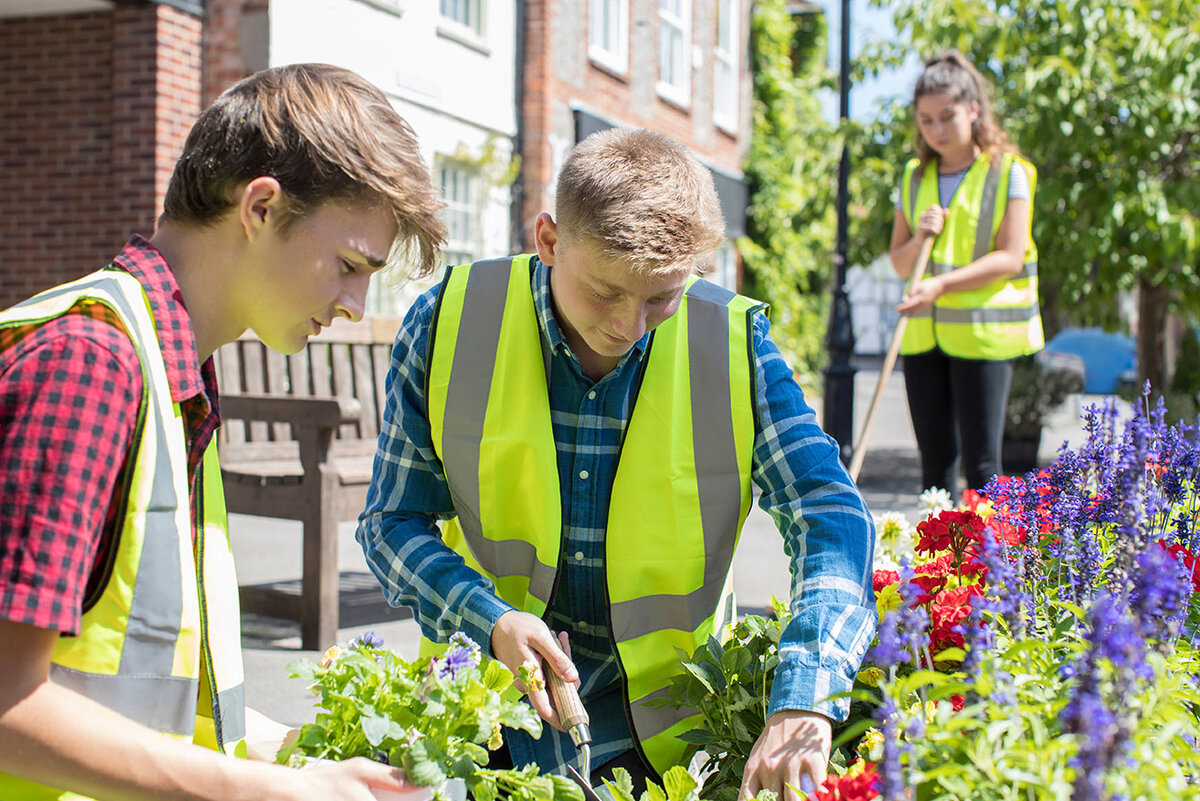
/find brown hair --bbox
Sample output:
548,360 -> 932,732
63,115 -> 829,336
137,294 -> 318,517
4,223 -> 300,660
913,50 -> 1017,168
554,128 -> 726,275
162,63 -> 446,277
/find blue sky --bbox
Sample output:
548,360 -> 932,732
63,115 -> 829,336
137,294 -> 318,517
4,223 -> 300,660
814,0 -> 922,123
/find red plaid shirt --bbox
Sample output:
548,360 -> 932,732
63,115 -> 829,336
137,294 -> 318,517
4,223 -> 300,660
0,235 -> 220,635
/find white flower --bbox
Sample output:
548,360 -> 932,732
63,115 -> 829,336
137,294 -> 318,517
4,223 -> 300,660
919,487 -> 954,514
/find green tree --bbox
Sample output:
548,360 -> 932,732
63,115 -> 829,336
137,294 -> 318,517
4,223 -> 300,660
740,0 -> 839,386
873,0 -> 1200,393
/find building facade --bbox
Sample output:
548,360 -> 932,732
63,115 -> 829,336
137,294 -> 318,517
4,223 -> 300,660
517,0 -> 752,290
0,0 -> 750,308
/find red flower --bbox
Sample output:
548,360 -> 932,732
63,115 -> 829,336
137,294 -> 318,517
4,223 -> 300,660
873,570 -> 900,593
812,763 -> 881,801
930,585 -> 984,653
1158,540 -> 1200,594
950,693 -> 965,711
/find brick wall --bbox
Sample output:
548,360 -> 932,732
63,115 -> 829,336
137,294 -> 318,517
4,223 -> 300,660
517,0 -> 750,250
0,4 -> 203,308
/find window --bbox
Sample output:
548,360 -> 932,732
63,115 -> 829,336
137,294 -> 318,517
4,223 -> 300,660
711,240 -> 738,291
440,0 -> 484,35
658,0 -> 691,106
439,162 -> 481,268
713,0 -> 739,131
589,0 -> 629,74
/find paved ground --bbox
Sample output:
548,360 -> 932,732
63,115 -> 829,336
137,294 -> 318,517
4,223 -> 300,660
235,356 -> 1094,727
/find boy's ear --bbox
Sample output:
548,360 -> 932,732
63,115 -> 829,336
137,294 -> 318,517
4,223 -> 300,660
238,176 -> 286,240
533,212 -> 559,266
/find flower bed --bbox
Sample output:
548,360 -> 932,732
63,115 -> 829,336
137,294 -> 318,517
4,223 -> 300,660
667,393 -> 1199,800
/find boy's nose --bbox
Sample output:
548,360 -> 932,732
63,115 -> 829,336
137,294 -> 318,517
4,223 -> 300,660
336,285 -> 367,323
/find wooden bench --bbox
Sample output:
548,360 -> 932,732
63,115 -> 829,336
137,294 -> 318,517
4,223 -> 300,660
215,315 -> 402,650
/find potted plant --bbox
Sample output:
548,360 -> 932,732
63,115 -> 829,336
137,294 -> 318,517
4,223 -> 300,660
1001,352 -> 1084,474
277,631 -> 583,801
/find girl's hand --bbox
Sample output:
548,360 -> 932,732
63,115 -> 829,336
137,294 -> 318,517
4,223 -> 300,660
917,206 -> 947,238
896,276 -> 945,316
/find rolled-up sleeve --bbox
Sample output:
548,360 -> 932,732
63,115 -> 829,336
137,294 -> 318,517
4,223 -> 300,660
749,313 -> 877,721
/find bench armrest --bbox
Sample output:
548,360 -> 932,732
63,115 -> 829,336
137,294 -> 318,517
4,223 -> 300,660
220,393 -> 363,427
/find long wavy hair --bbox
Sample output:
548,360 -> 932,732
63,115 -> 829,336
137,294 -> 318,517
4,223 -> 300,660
913,50 -> 1018,168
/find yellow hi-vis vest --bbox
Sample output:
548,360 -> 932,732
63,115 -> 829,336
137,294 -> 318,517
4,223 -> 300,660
424,256 -> 763,778
899,152 -> 1044,359
0,269 -> 246,800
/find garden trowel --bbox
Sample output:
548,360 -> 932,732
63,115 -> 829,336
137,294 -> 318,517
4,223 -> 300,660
546,666 -> 601,801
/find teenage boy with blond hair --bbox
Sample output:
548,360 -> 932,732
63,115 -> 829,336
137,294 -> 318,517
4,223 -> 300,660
0,63 -> 446,799
358,127 -> 876,800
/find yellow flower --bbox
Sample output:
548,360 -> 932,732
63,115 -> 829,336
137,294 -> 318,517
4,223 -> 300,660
319,645 -> 344,668
875,582 -> 902,620
855,728 -> 884,761
907,699 -> 938,723
487,721 -> 504,750
857,667 -> 884,688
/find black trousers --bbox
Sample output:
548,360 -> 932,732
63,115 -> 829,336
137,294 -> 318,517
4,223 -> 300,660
902,348 -> 1013,499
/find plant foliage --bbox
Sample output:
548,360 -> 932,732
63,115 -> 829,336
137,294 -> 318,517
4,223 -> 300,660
278,632 -> 583,801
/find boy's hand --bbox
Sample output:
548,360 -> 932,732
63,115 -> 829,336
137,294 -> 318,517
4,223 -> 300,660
739,710 -> 832,801
491,610 -> 579,731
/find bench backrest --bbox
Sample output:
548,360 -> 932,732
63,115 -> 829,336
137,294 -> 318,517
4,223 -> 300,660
214,316 -> 402,452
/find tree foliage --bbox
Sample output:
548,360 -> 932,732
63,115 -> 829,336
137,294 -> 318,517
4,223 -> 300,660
870,0 -> 1200,391
740,0 -> 839,385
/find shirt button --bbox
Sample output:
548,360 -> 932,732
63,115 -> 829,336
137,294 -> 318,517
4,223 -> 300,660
574,551 -> 585,562
578,469 -> 589,480
587,390 -> 596,400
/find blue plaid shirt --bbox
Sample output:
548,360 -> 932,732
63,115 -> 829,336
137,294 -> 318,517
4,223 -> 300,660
357,258 -> 876,776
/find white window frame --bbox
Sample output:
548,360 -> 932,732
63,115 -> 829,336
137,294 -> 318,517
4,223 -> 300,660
589,0 -> 629,75
438,161 -> 482,268
657,0 -> 692,107
713,0 -> 739,132
711,240 -> 738,291
439,0 -> 485,36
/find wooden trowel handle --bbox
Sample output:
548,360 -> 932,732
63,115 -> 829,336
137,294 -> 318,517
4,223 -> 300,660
545,665 -> 590,734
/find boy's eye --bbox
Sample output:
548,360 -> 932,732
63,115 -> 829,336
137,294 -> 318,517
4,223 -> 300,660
341,259 -> 357,275
591,290 -> 619,303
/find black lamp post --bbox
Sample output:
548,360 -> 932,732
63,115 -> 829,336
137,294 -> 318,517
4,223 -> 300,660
822,0 -> 856,463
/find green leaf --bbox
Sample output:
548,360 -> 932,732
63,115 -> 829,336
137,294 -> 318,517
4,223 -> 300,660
403,744 -> 448,787
662,766 -> 698,801
681,662 -> 717,694
602,768 -> 638,801
677,728 -> 719,745
644,781 -> 668,801
360,714 -> 397,747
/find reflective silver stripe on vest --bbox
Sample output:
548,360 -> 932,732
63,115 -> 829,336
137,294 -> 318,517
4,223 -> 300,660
34,275 -> 193,725
218,683 -> 246,741
929,260 -> 1037,280
631,686 -> 695,740
610,280 -> 743,643
442,259 -> 556,605
48,665 -> 198,736
934,303 -> 1041,325
972,158 -> 1003,261
908,166 -> 921,222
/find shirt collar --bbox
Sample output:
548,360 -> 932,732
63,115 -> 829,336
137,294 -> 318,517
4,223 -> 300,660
529,255 -> 650,365
109,234 -> 210,405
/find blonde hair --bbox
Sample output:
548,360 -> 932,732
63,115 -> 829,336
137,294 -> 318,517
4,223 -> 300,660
913,50 -> 1017,168
554,128 -> 726,274
162,63 -> 447,277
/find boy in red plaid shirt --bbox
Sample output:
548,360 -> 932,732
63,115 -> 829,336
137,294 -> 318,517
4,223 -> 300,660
0,64 -> 445,800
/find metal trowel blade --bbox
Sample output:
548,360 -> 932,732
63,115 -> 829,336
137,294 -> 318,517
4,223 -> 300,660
566,764 -> 605,801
